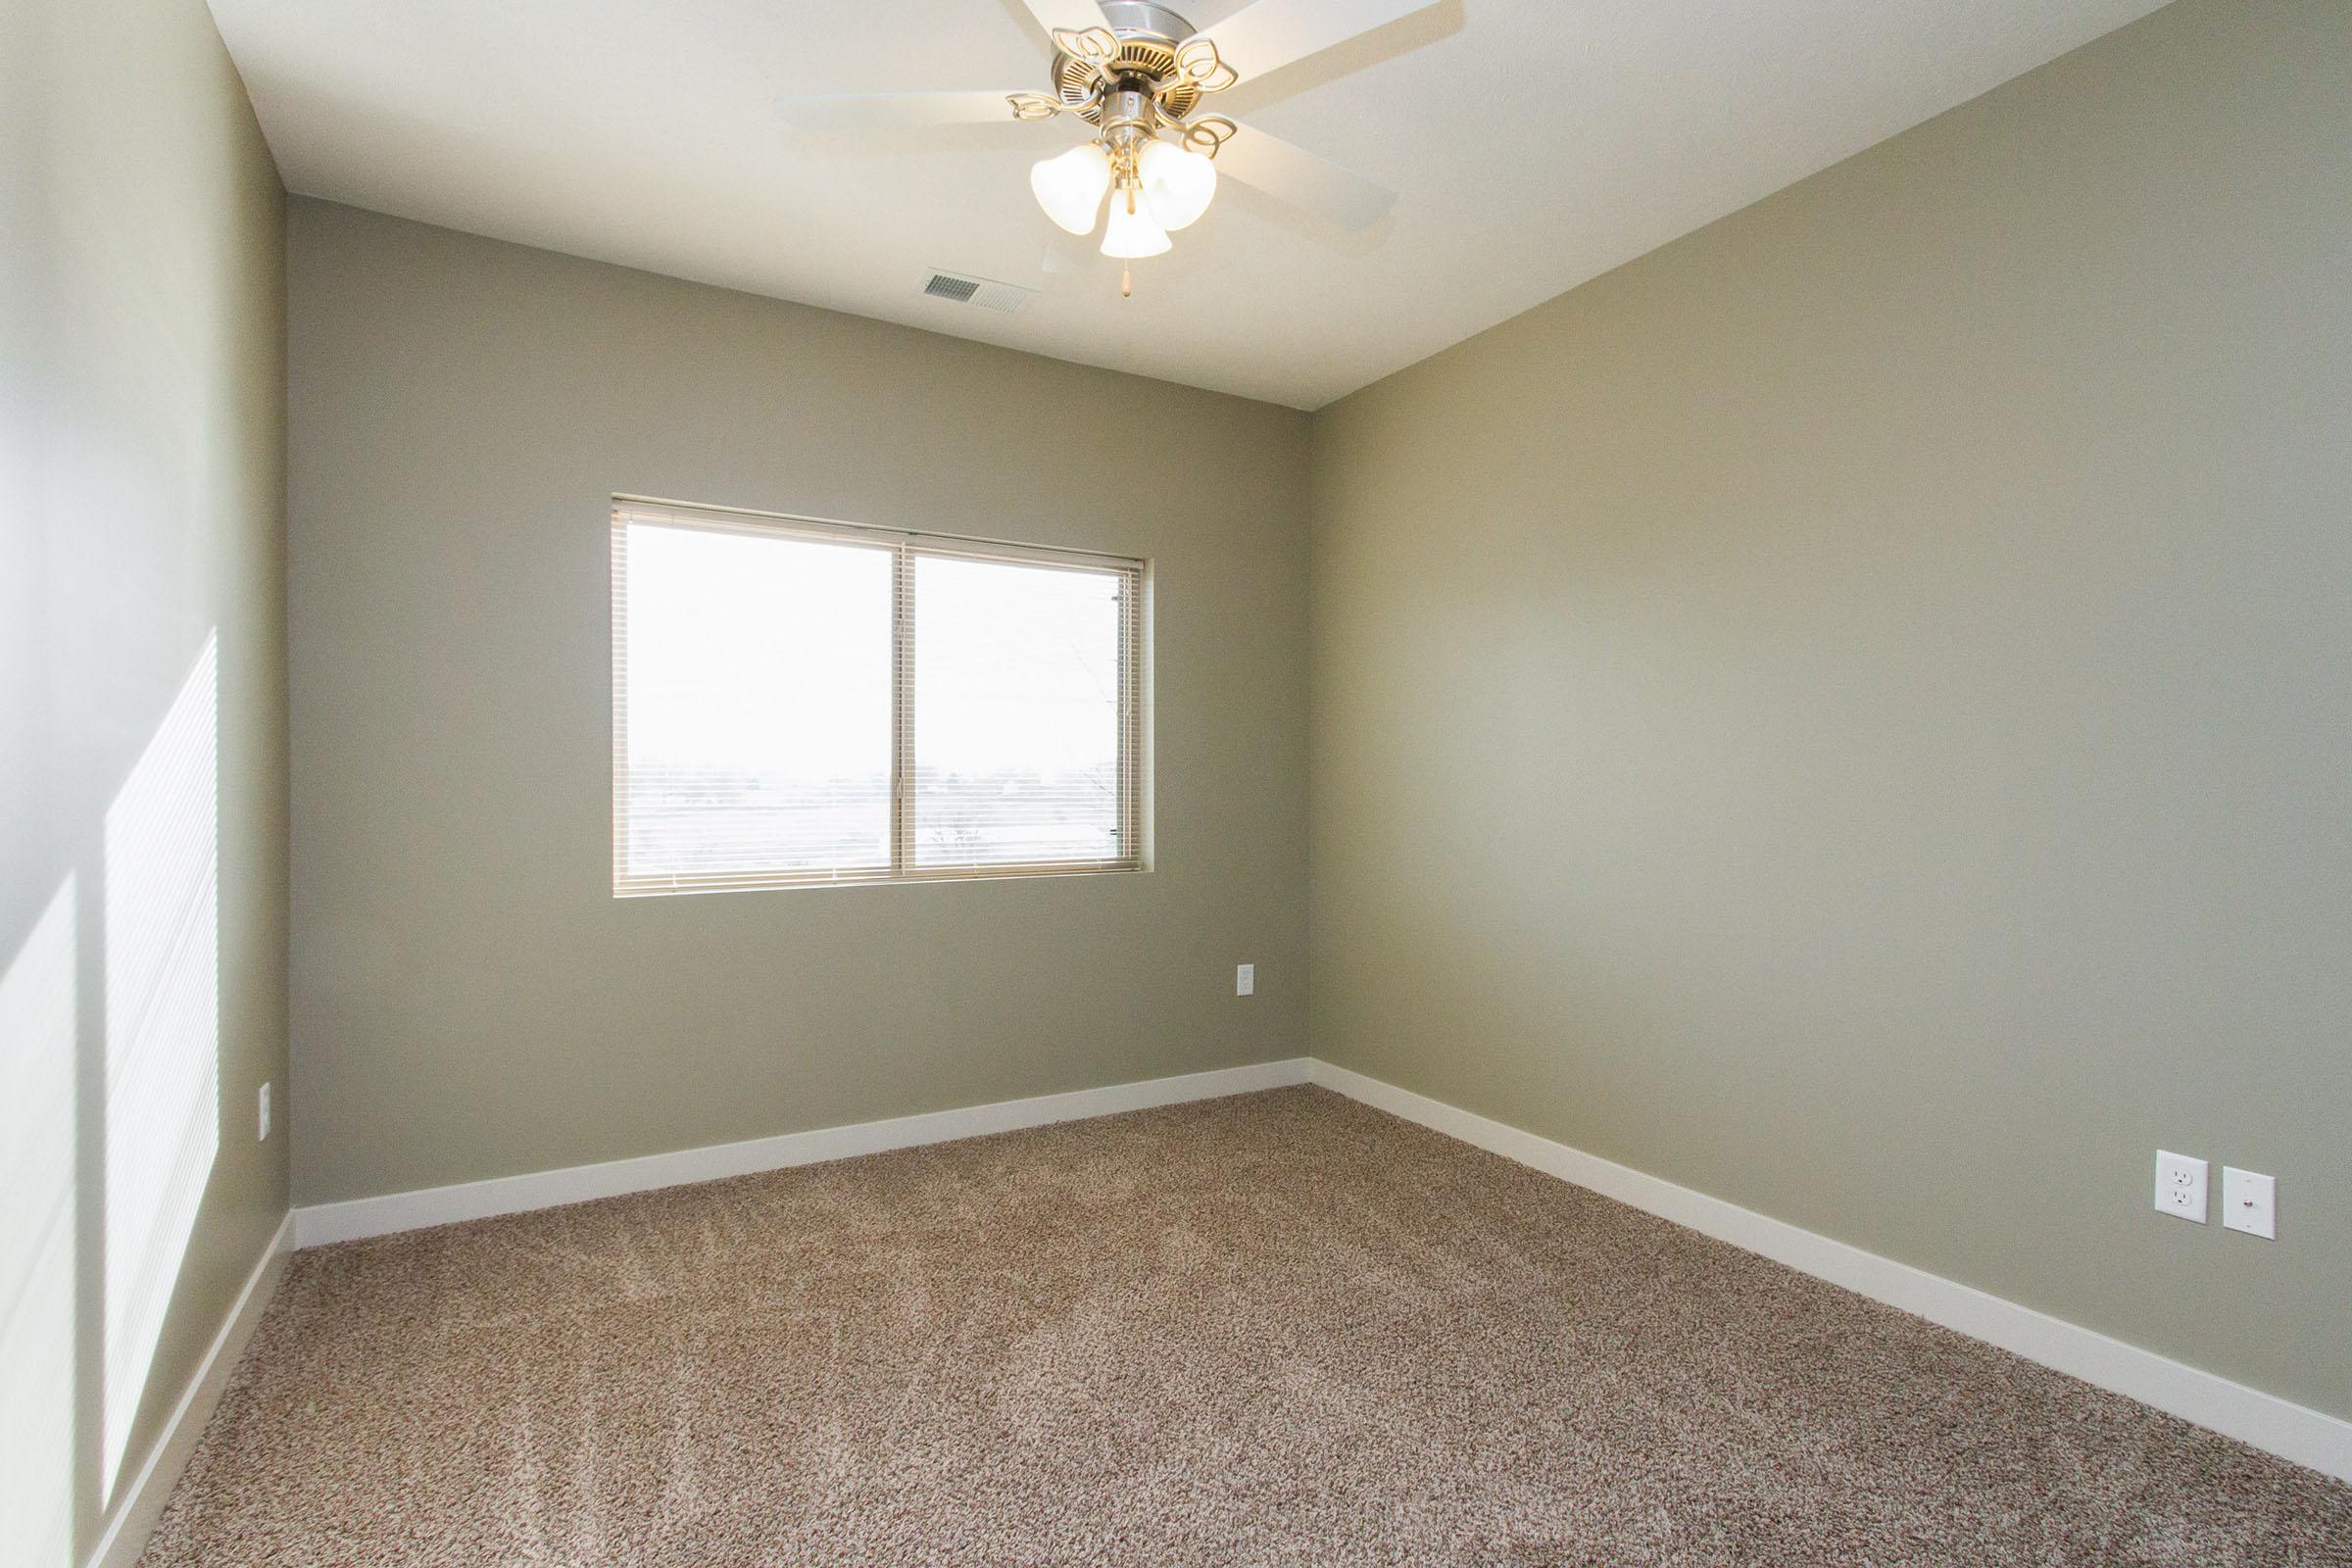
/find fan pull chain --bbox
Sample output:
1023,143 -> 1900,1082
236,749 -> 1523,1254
1120,181 -> 1137,297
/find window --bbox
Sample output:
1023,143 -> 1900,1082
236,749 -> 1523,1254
612,499 -> 1144,894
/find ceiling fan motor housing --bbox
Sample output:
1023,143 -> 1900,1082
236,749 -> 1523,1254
1100,2 -> 1197,45
1055,3 -> 1204,125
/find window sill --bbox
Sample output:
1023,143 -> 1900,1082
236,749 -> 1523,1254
612,861 -> 1148,899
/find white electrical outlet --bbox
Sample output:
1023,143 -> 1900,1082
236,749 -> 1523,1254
2222,1167 -> 2277,1239
258,1082 -> 272,1142
1235,963 -> 1253,997
2153,1150 -> 2206,1223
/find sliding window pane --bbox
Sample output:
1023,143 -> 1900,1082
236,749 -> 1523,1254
913,553 -> 1124,868
620,523 -> 893,881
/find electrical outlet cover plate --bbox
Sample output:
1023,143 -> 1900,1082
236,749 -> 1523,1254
2153,1150 -> 2207,1223
1235,963 -> 1254,997
2222,1166 -> 2277,1239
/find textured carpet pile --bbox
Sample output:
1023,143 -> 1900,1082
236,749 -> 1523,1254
143,1087 -> 2350,1565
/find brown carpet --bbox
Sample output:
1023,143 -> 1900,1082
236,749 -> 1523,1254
142,1087 -> 2350,1566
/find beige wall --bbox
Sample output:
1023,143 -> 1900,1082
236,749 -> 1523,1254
1,0 -> 289,1560
285,201 -> 1310,1205
1309,0 -> 2351,1421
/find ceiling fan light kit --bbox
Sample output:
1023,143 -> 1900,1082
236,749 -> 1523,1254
1101,192 -> 1173,261
780,0 -> 1422,298
1137,138 -> 1215,230
1030,142 -> 1113,234
1012,4 -> 1238,291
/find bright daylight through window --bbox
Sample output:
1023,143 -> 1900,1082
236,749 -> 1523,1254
612,500 -> 1144,894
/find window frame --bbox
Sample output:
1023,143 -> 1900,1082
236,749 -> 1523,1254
611,496 -> 1147,897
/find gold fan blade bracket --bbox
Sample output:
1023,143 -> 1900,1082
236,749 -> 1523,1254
1007,92 -> 1067,121
1052,25 -> 1121,65
1048,26 -> 1119,104
1171,38 -> 1239,95
1175,115 -> 1238,157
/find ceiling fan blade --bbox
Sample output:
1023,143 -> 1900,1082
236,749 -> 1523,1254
1200,0 -> 1440,83
1014,0 -> 1109,41
1214,122 -> 1396,230
777,91 -> 1029,129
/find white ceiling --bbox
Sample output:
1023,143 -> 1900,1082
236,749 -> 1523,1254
209,0 -> 2166,409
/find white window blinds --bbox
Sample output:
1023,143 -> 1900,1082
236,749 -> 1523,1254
612,499 -> 1144,895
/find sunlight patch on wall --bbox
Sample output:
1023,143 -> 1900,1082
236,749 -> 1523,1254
0,877 -> 79,1568
102,633 -> 221,1494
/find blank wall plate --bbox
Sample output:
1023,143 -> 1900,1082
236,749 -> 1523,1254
2153,1150 -> 2206,1223
2222,1166 -> 2276,1239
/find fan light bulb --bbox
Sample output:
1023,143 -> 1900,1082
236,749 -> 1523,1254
1138,140 -> 1216,231
1100,190 -> 1171,260
1030,144 -> 1111,235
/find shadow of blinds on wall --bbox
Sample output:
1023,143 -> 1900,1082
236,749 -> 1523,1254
102,632 -> 222,1496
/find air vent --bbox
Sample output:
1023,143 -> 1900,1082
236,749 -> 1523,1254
919,270 -> 1039,315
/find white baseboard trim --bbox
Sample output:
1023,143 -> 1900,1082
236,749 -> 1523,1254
282,1054 -> 2348,1482
293,1057 -> 1314,1248
1304,1058 -> 2352,1484
88,1210 -> 294,1568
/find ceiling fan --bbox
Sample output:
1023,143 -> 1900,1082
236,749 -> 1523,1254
779,0 -> 1439,294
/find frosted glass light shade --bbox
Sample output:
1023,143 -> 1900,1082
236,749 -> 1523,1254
1138,140 -> 1216,230
1100,194 -> 1172,259
1030,144 -> 1112,235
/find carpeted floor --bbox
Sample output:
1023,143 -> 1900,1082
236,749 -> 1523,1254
142,1087 -> 2350,1566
